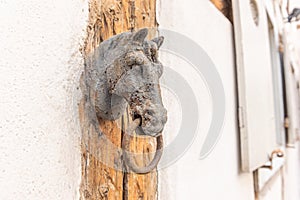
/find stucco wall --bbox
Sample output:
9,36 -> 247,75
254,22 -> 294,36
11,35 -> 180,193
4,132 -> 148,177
0,0 -> 88,199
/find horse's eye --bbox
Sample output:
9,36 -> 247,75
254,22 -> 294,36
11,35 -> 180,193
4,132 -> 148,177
126,52 -> 144,66
145,110 -> 153,116
136,57 -> 144,65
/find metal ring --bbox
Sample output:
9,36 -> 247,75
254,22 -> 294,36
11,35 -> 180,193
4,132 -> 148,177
122,119 -> 163,174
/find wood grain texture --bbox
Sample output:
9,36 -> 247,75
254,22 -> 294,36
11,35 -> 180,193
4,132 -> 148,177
123,109 -> 158,200
80,0 -> 158,199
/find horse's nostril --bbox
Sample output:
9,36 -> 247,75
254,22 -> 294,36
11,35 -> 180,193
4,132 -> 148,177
133,113 -> 142,126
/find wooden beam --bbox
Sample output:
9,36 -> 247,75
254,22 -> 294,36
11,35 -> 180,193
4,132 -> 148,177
79,0 -> 158,199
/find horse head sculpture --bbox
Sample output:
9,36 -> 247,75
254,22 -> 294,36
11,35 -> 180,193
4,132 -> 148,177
84,28 -> 167,174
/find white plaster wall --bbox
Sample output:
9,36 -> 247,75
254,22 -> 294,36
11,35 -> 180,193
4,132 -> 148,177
284,143 -> 300,200
157,1 -> 255,199
0,0 -> 88,199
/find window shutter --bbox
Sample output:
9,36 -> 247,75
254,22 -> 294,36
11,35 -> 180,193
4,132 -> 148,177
233,0 -> 279,172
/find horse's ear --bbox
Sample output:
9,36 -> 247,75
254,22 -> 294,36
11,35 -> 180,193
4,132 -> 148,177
152,36 -> 164,49
133,28 -> 148,43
